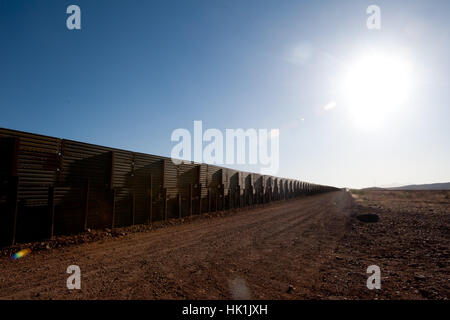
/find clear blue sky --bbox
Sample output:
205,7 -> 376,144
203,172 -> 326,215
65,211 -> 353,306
1,0 -> 449,188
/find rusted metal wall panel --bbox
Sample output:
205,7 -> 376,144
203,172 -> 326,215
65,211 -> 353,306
240,171 -> 250,192
0,129 -> 61,242
133,153 -> 164,223
198,163 -> 207,198
13,130 -> 60,206
253,173 -> 263,189
162,158 -> 177,196
61,139 -> 112,229
178,162 -> 201,197
205,165 -> 222,189
111,149 -> 134,227
0,135 -> 19,245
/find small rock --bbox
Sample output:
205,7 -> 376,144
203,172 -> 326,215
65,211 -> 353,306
287,285 -> 295,294
414,274 -> 426,280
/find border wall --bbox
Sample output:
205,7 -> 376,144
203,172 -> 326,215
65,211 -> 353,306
0,128 -> 338,246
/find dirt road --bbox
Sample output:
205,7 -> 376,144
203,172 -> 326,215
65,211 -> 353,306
1,189 -> 448,300
0,191 -> 354,299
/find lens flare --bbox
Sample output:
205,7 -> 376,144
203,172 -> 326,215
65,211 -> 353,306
11,248 -> 31,260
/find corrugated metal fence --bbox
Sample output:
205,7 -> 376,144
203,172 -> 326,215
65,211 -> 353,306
0,128 -> 338,246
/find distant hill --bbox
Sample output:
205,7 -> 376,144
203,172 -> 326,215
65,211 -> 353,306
388,182 -> 450,191
360,187 -> 387,191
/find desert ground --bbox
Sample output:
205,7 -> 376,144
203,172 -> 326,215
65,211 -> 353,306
0,189 -> 448,300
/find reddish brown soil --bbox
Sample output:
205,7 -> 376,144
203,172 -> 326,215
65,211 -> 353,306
0,190 -> 448,300
328,190 -> 449,300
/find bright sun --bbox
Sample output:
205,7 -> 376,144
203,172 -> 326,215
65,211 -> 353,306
342,53 -> 412,129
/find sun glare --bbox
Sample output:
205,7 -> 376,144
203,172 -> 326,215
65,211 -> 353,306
342,53 -> 412,129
